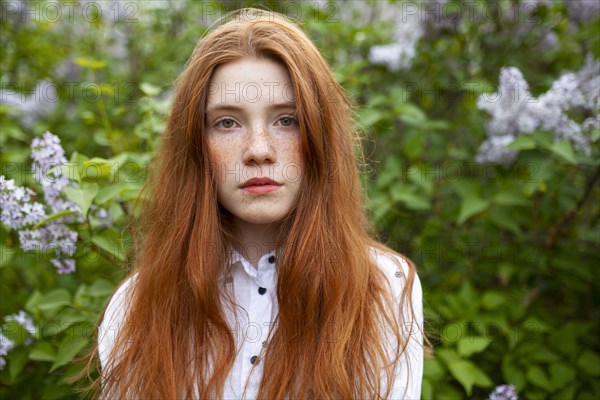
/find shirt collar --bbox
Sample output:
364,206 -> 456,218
219,248 -> 279,289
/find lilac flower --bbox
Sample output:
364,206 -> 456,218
477,57 -> 599,164
0,332 -> 15,371
0,176 -> 46,229
31,131 -> 70,208
0,80 -> 57,128
30,132 -> 82,219
565,0 -> 600,24
90,204 -> 113,229
50,258 -> 76,274
2,132 -> 84,274
5,311 -> 36,345
476,135 -> 519,165
488,384 -> 518,400
18,224 -> 78,274
368,2 -> 424,71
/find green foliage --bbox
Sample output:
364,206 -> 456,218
1,0 -> 598,398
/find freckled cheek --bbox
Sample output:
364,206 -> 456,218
206,139 -> 233,179
276,136 -> 304,168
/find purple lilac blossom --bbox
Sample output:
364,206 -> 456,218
488,384 -> 518,400
1,132 -> 88,274
90,204 -> 113,229
0,176 -> 47,229
26,132 -> 81,273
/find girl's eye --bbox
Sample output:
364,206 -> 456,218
217,119 -> 236,129
278,117 -> 297,127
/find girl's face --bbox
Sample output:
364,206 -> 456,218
205,58 -> 304,226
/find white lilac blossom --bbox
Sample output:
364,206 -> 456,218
0,311 -> 37,370
5,311 -> 37,345
0,80 -> 57,128
368,2 -> 424,71
488,384 -> 518,400
0,332 -> 15,371
565,0 -> 600,24
0,176 -> 46,229
477,57 -> 600,164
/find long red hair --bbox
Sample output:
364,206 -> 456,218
94,8 -> 421,399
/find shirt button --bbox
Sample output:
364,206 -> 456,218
250,355 -> 258,364
395,271 -> 402,278
268,255 -> 276,263
258,287 -> 267,295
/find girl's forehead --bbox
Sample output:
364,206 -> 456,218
206,58 -> 296,110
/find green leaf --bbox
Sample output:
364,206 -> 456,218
489,207 -> 522,235
422,378 -> 433,400
493,188 -> 530,206
29,342 -> 57,362
435,348 -> 461,365
87,278 -> 116,297
140,82 -> 161,96
37,289 -> 71,311
481,291 -> 506,310
33,210 -> 80,229
50,334 -> 89,372
64,182 -> 99,216
457,196 -> 489,224
91,234 -> 125,262
502,355 -> 527,391
527,365 -> 553,392
8,347 -> 29,382
547,140 -> 577,164
457,336 -> 491,357
95,183 -> 128,204
358,108 -> 385,127
447,360 -> 493,396
390,185 -> 430,210
423,358 -> 445,380
549,362 -> 576,390
24,291 -> 43,312
80,159 -> 117,182
506,135 -> 536,150
577,351 -> 600,377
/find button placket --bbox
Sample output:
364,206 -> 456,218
243,256 -> 273,380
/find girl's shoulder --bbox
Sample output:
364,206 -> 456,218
98,274 -> 137,369
368,245 -> 423,310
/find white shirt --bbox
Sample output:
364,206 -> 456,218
98,247 -> 423,399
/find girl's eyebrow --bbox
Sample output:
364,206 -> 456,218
205,101 -> 296,114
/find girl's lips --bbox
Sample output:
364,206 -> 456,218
241,184 -> 281,194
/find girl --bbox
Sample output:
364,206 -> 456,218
95,8 -> 424,399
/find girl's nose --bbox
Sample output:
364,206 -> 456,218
243,123 -> 276,166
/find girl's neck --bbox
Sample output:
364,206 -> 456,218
232,218 -> 280,268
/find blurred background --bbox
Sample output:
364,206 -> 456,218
1,1 -> 598,398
